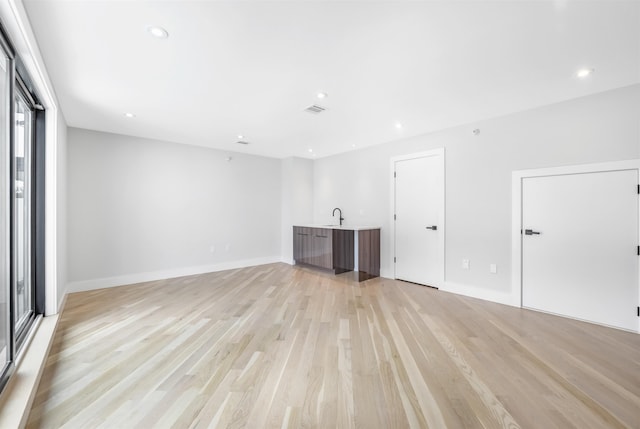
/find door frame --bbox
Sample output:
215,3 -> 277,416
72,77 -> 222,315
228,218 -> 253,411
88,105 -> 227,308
511,159 -> 640,332
390,148 -> 446,287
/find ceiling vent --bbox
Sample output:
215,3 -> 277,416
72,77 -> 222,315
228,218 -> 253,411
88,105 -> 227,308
236,140 -> 250,145
304,104 -> 326,114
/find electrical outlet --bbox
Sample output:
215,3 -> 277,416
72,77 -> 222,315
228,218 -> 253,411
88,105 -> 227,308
490,264 -> 497,274
462,259 -> 470,270
225,244 -> 231,252
209,245 -> 216,253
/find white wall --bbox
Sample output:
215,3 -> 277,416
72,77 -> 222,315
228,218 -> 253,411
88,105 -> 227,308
280,157 -> 314,264
67,85 -> 639,300
313,84 -> 640,299
56,110 -> 67,310
67,128 -> 282,291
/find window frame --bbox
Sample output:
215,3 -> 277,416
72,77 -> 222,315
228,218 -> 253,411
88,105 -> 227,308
0,22 -> 14,394
0,20 -> 44,394
13,76 -> 37,349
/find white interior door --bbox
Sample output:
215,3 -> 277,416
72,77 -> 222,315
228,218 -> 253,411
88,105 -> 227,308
394,152 -> 444,287
522,169 -> 639,331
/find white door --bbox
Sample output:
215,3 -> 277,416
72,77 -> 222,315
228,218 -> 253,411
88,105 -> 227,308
394,152 -> 444,287
522,170 -> 639,331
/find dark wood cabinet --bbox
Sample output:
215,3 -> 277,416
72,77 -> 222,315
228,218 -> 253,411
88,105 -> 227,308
293,227 -> 312,265
332,229 -> 354,274
294,226 -> 377,281
293,226 -> 354,273
358,228 -> 380,281
312,228 -> 333,269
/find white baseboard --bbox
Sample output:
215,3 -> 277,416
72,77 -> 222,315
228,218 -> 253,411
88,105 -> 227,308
67,259 -> 521,309
440,281 -> 519,307
381,272 -> 518,308
56,290 -> 68,315
66,256 -> 282,293
380,268 -> 393,279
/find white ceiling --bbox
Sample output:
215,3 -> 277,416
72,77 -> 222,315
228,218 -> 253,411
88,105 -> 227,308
23,1 -> 640,159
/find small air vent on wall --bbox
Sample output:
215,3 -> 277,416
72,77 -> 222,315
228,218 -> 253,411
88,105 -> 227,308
304,104 -> 326,114
236,141 -> 250,145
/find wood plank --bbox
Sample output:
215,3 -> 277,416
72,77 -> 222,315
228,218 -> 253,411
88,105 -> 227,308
26,263 -> 640,429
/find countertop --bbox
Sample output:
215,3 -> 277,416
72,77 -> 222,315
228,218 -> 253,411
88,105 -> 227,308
294,224 -> 381,231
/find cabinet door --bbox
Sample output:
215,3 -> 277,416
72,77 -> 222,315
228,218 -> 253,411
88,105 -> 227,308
313,228 -> 333,269
332,229 -> 354,273
293,227 -> 311,264
358,229 -> 380,278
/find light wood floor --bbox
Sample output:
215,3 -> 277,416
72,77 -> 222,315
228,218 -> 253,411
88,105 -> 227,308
27,263 -> 640,428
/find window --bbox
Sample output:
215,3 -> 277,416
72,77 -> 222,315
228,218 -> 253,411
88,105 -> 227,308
13,83 -> 35,342
0,23 -> 44,393
0,28 -> 10,392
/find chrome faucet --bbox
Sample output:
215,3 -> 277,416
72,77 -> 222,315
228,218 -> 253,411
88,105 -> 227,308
332,207 -> 344,226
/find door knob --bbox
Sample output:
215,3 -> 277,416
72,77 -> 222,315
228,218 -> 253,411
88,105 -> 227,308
426,225 -> 437,230
524,229 -> 541,235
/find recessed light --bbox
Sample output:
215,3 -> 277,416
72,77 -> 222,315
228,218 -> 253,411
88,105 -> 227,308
237,134 -> 244,140
351,144 -> 356,148
147,26 -> 169,39
576,68 -> 594,78
395,122 -> 403,129
124,112 -> 135,118
308,148 -> 313,153
317,92 -> 328,99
